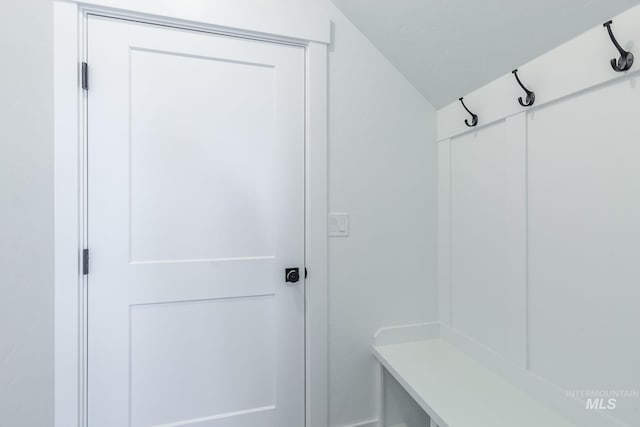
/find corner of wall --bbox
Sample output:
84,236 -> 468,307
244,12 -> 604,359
327,3 -> 438,425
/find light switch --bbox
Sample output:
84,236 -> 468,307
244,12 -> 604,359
328,213 -> 349,237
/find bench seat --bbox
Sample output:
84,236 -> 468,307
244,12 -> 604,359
373,339 -> 576,427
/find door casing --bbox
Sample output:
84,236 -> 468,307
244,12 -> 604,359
53,3 -> 329,427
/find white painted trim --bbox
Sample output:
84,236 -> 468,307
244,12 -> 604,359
53,4 -> 328,427
373,322 -> 441,347
437,3 -> 640,141
57,0 -> 329,43
340,419 -> 379,427
437,140 -> 451,325
54,3 -> 84,427
377,363 -> 385,427
504,113 -> 528,369
305,40 -> 329,427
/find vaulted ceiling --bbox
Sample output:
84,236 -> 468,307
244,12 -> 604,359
331,0 -> 640,107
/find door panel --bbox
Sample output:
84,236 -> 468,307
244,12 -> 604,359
130,296 -> 276,426
87,16 -> 305,427
129,48 -> 276,263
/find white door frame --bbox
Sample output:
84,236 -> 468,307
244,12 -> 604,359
53,3 -> 328,427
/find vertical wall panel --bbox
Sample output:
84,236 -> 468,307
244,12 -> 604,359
438,140 -> 451,325
527,77 -> 640,426
505,113 -> 528,369
450,121 -> 510,357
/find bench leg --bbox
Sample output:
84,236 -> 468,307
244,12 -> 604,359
377,363 -> 385,426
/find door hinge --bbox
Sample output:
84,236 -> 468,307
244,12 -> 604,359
81,62 -> 89,90
82,249 -> 89,275
305,268 -> 308,279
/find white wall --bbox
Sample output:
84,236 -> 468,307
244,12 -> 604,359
328,4 -> 438,426
437,7 -> 640,425
0,0 -> 54,426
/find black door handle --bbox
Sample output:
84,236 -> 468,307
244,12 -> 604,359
285,268 -> 300,283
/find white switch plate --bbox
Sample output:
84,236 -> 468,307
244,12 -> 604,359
328,213 -> 349,237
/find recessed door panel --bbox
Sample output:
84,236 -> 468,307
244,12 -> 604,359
129,49 -> 276,263
130,296 -> 276,426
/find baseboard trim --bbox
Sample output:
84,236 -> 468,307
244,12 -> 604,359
340,419 -> 378,427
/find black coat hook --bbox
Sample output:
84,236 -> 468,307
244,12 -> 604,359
512,69 -> 535,107
604,20 -> 633,72
458,97 -> 478,127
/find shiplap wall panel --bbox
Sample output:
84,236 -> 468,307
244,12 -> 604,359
450,121 -> 510,358
527,77 -> 640,426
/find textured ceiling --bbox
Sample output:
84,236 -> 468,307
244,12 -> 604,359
331,0 -> 640,107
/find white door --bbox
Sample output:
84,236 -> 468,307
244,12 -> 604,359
87,16 -> 305,427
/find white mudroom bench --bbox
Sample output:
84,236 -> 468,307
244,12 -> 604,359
372,325 -> 577,427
